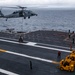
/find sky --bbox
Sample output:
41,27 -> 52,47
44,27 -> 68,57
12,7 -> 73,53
0,0 -> 75,8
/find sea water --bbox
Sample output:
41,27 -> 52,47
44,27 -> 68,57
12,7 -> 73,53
0,8 -> 75,32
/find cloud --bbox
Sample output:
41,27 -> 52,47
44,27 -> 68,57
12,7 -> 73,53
0,0 -> 75,7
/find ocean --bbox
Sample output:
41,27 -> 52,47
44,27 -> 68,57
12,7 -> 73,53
0,8 -> 75,33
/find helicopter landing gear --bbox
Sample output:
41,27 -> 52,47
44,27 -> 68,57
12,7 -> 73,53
6,18 -> 8,21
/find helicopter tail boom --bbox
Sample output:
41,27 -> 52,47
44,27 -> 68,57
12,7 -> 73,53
0,10 -> 4,17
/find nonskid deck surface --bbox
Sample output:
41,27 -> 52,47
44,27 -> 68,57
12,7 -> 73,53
0,30 -> 75,75
0,30 -> 75,47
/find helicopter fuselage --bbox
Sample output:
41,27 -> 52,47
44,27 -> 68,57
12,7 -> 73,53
0,10 -> 37,20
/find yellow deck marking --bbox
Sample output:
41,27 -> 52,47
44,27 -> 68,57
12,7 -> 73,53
0,49 -> 7,52
52,61 -> 59,64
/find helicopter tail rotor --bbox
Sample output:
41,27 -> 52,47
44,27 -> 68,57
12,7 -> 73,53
0,8 -> 4,17
0,7 -> 2,13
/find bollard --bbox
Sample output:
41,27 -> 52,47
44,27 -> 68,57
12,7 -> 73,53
30,61 -> 32,70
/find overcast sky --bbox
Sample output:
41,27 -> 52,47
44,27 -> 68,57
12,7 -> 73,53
0,0 -> 75,8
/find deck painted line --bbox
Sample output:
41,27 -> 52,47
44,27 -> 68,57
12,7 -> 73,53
26,42 -> 37,46
64,33 -> 75,41
0,49 -> 6,52
37,43 -> 75,50
0,68 -> 19,75
0,39 -> 71,53
0,37 -> 17,41
0,37 -> 75,50
0,49 -> 59,64
0,39 -> 20,44
34,45 -> 71,53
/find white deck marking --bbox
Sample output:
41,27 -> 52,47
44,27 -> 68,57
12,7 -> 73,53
0,39 -> 20,44
26,42 -> 37,46
0,39 -> 71,53
0,37 -> 75,50
34,45 -> 71,53
0,68 -> 19,75
0,49 -> 58,64
6,50 -> 53,63
37,42 -> 75,50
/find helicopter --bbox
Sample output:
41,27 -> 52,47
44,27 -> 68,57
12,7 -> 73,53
0,6 -> 37,21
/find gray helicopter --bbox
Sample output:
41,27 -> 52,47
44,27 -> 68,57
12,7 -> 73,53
0,6 -> 37,21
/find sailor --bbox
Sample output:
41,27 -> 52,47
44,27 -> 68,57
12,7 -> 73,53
68,30 -> 70,38
73,38 -> 74,44
70,44 -> 72,51
58,51 -> 61,57
19,36 -> 23,42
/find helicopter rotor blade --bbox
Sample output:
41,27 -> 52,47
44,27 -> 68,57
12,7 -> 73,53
6,7 -> 18,9
0,6 -> 18,8
17,6 -> 27,10
0,6 -> 27,10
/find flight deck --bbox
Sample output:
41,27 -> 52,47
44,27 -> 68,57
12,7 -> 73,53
0,30 -> 75,75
